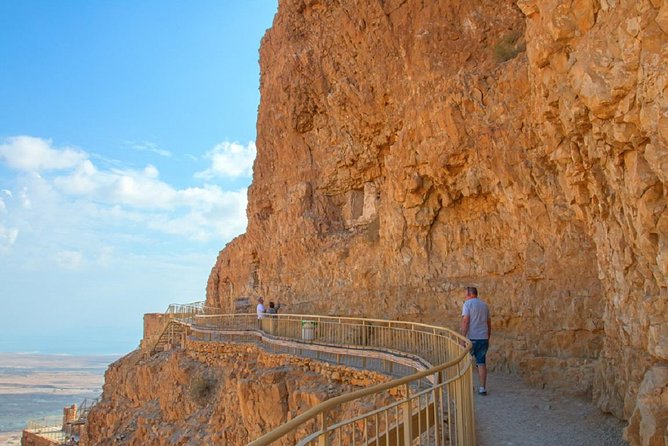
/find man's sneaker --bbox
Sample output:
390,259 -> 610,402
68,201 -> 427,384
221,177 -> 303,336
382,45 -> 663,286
478,387 -> 487,395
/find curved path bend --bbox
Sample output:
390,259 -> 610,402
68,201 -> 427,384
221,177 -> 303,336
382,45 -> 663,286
191,325 -> 628,446
160,306 -> 627,446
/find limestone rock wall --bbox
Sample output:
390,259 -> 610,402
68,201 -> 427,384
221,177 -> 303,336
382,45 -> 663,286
519,2 -> 668,444
206,0 -> 667,444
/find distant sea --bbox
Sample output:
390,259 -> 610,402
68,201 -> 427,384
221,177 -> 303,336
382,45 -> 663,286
0,353 -> 119,435
0,393 -> 101,432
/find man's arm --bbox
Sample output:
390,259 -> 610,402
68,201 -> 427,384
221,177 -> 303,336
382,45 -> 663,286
460,315 -> 470,337
487,317 -> 491,340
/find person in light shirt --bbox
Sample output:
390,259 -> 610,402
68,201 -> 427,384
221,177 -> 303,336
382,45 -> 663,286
460,286 -> 491,395
256,297 -> 266,319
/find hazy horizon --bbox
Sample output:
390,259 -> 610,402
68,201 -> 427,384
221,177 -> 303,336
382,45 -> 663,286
0,341 -> 135,356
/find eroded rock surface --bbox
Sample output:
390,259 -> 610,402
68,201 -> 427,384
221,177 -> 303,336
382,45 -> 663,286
83,342 -> 389,446
206,1 -> 667,444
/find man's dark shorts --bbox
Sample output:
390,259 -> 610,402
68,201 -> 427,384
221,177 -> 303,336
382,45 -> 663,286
470,339 -> 489,365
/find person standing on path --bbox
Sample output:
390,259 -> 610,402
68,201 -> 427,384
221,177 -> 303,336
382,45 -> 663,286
256,297 -> 266,330
267,301 -> 281,315
460,286 -> 491,395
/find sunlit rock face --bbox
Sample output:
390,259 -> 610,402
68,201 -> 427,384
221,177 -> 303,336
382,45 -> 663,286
83,343 -> 389,446
206,0 -> 667,444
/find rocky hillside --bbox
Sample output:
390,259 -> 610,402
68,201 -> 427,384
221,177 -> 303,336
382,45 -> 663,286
83,342 -> 389,445
206,0 -> 667,444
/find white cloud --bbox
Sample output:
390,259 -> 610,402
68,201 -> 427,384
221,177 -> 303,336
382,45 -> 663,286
54,162 -> 177,210
108,166 -> 177,209
195,141 -> 256,179
150,186 -> 248,241
0,136 -> 87,172
53,160 -> 99,195
0,136 -> 250,251
54,250 -> 84,269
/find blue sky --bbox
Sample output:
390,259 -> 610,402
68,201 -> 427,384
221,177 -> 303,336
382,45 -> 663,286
0,1 -> 278,354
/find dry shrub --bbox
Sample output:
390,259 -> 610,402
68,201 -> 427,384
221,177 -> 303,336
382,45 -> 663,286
190,373 -> 218,405
493,32 -> 526,63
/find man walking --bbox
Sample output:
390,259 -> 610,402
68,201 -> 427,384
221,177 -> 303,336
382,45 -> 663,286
460,287 -> 491,395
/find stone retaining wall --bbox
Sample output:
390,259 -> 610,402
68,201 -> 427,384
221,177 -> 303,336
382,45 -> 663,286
186,338 -> 393,390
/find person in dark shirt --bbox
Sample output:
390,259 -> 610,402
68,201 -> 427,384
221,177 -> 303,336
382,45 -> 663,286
267,301 -> 281,314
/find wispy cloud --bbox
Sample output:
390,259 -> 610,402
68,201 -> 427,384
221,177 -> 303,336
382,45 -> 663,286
54,250 -> 84,269
125,140 -> 172,158
0,224 -> 19,250
195,141 -> 256,179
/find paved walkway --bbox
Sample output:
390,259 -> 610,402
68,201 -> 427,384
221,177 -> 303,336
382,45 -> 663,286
475,372 -> 628,446
194,325 -> 629,445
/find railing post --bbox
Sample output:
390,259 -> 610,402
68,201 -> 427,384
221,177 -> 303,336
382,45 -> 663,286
402,384 -> 412,445
318,411 -> 329,446
454,363 -> 465,446
362,320 -> 368,346
464,361 -> 476,446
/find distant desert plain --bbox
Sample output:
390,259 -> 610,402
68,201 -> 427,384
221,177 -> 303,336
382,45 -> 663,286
0,352 -> 117,446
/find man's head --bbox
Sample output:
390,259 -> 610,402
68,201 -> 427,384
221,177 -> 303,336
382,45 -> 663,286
258,297 -> 264,303
465,287 -> 478,298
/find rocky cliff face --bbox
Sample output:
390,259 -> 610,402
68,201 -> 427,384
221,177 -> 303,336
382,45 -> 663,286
206,0 -> 667,444
83,342 -> 389,446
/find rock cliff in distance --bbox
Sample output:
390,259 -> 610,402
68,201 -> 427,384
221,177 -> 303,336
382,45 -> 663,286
206,0 -> 667,444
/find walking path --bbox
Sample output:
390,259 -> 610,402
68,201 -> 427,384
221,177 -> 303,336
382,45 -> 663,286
475,371 -> 628,446
160,308 -> 629,445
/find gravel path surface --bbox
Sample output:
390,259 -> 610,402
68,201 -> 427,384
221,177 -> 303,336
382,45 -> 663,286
475,372 -> 628,446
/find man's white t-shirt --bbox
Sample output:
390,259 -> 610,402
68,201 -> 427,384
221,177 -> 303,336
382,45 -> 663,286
257,303 -> 265,319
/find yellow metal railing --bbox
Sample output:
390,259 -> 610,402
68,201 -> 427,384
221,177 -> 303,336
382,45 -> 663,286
145,301 -> 213,353
163,303 -> 476,446
25,416 -> 68,443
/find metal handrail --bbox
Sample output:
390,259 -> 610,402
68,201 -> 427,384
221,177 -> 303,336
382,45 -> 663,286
247,345 -> 471,446
24,416 -> 68,444
163,304 -> 476,445
180,313 -> 475,446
